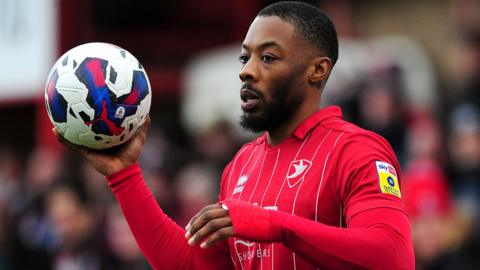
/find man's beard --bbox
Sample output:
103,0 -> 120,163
240,80 -> 303,133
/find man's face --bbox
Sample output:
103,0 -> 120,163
238,16 -> 310,133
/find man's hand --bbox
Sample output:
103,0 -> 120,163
52,117 -> 151,176
184,203 -> 234,249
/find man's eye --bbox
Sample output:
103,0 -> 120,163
261,55 -> 275,63
238,55 -> 249,64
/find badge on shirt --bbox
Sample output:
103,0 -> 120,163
375,161 -> 401,198
287,159 -> 312,188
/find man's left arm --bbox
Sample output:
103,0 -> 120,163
186,198 -> 413,270
237,199 -> 414,269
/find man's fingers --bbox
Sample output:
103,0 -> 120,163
136,116 -> 151,144
186,205 -> 227,237
199,227 -> 235,249
120,116 -> 151,155
187,216 -> 233,247
185,204 -> 223,233
143,115 -> 152,131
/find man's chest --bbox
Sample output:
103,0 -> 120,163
222,133 -> 345,225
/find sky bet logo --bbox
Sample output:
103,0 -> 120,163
375,161 -> 401,198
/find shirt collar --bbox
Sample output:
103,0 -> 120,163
292,106 -> 343,139
255,106 -> 343,144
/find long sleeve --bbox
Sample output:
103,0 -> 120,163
107,163 -> 233,270
272,207 -> 414,269
222,199 -> 414,270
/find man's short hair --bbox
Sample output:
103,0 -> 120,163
258,1 -> 339,66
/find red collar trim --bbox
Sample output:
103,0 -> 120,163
292,106 -> 342,139
256,106 -> 343,144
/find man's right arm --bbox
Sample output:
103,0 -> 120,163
53,119 -> 233,270
106,163 -> 233,270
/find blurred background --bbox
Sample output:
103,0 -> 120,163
1,0 -> 480,269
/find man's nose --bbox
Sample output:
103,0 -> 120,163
239,58 -> 258,83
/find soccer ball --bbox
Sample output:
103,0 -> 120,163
45,42 -> 151,149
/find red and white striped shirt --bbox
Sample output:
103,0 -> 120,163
219,106 -> 410,269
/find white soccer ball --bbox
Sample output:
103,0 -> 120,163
45,42 -> 151,149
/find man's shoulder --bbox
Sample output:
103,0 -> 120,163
232,134 -> 265,156
317,117 -> 393,150
320,115 -> 364,134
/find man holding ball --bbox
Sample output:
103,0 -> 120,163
56,2 -> 414,269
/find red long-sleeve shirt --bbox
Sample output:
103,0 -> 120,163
107,106 -> 414,269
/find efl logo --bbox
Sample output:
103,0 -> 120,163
114,106 -> 126,119
375,161 -> 401,198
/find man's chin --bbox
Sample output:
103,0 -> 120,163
240,109 -> 261,123
239,112 -> 267,133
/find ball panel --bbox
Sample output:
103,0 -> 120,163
70,103 -> 94,124
75,58 -> 109,113
88,100 -> 123,136
55,122 -> 68,135
75,58 -> 122,136
106,58 -> 134,96
118,70 -> 150,106
46,71 -> 68,123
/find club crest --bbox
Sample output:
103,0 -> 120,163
287,159 -> 312,188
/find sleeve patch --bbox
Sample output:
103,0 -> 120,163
375,161 -> 401,198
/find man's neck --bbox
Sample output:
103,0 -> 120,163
266,105 -> 318,146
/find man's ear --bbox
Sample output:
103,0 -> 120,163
308,56 -> 332,86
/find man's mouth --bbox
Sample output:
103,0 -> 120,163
240,88 -> 261,111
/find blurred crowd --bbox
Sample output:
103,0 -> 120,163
0,108 -> 243,270
1,0 -> 480,270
